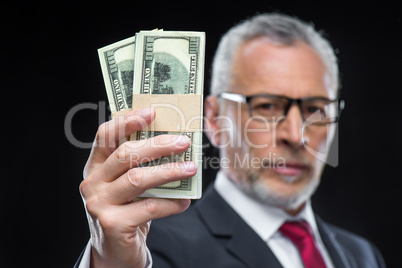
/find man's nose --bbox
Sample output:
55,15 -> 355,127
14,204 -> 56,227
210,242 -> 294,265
275,104 -> 304,148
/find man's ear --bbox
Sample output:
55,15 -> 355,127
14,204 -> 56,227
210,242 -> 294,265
204,95 -> 221,147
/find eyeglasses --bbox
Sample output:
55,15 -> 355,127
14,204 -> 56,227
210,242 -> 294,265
218,92 -> 345,125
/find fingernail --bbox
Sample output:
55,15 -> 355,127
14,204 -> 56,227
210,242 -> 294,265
173,135 -> 190,146
181,199 -> 191,207
137,108 -> 152,119
181,161 -> 196,173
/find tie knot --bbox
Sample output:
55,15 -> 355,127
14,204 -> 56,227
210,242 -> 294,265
279,220 -> 314,240
279,221 -> 327,268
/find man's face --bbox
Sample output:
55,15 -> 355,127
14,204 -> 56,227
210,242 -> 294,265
211,37 -> 333,212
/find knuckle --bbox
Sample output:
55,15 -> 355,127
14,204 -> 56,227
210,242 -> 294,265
97,210 -> 118,231
80,179 -> 105,215
84,196 -> 101,215
115,144 -> 131,164
150,135 -> 161,147
144,198 -> 159,215
95,122 -> 108,142
79,179 -> 91,198
83,161 -> 94,179
152,135 -> 170,148
126,168 -> 144,189
84,198 -> 95,213
126,112 -> 147,129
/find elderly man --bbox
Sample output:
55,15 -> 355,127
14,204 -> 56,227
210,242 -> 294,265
76,13 -> 385,267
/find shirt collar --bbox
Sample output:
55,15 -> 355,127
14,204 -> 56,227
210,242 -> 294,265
214,171 -> 320,242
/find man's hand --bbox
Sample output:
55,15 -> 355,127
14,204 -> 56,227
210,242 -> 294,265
80,108 -> 195,268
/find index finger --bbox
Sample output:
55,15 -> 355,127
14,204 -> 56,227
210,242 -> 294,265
86,108 -> 155,173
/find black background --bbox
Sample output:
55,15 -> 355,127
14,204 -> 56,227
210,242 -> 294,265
2,1 -> 401,267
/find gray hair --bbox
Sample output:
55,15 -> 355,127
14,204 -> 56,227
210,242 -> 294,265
210,13 -> 340,99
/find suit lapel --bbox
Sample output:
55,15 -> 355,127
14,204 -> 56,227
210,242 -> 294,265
316,216 -> 355,268
196,186 -> 283,268
226,219 -> 283,268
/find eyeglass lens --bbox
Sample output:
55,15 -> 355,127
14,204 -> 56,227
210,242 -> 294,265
249,96 -> 338,124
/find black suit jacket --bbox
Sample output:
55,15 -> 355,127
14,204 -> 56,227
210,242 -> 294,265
147,186 -> 386,268
75,186 -> 386,267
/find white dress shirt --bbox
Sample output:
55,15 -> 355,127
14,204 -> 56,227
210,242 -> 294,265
78,242 -> 91,268
78,237 -> 153,268
214,171 -> 334,268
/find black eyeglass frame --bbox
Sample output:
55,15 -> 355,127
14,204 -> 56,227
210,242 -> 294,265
218,92 -> 345,125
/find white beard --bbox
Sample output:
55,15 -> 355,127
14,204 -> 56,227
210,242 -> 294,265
238,171 -> 320,211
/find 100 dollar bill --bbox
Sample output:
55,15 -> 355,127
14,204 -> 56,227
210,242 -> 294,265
133,31 -> 205,199
98,30 -> 205,199
98,36 -> 136,113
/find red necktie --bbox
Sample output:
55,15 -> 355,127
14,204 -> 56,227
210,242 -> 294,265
279,221 -> 327,268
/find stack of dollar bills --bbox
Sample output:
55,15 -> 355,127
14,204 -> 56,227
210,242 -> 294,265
98,30 -> 205,199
